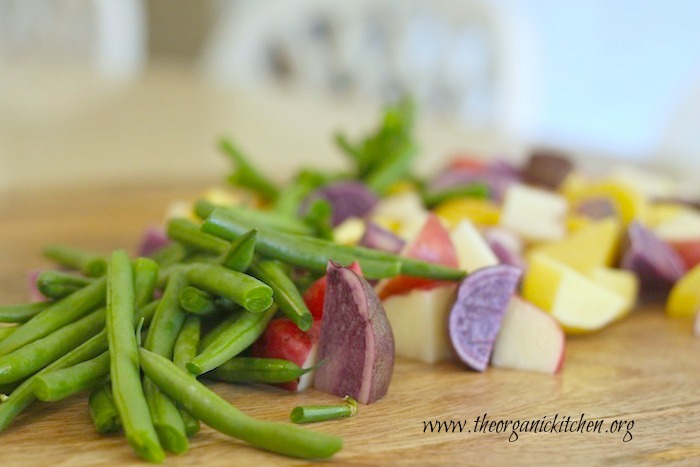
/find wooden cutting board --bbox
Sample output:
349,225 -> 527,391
1,183 -> 699,466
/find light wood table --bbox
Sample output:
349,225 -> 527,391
1,183 -> 699,466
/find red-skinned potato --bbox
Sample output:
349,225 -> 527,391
378,214 -> 458,300
670,240 -> 700,269
315,262 -> 395,404
492,296 -> 565,374
251,318 -> 321,392
303,262 -> 363,320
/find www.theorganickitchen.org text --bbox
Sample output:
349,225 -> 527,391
422,413 -> 634,442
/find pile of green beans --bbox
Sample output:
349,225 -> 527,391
0,231 -> 358,462
0,103 -> 477,462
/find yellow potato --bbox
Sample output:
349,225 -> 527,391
569,179 -> 647,225
523,254 -> 628,334
528,218 -> 621,274
434,198 -> 500,228
590,267 -> 639,319
667,265 -> 700,319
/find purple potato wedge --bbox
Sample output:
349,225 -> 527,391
448,265 -> 522,371
621,221 -> 686,289
315,262 -> 394,404
523,149 -> 573,190
359,222 -> 406,254
302,181 -> 378,227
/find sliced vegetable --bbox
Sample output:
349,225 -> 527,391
523,149 -> 573,190
314,263 -> 394,404
621,221 -> 686,289
139,347 -> 344,459
290,396 -> 357,424
251,318 -> 321,391
448,265 -> 522,371
359,222 -> 405,254
302,181 -> 378,227
378,214 -> 459,300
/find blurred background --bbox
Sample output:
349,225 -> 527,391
1,0 -> 699,193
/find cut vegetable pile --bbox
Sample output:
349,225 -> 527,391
2,99 -> 700,462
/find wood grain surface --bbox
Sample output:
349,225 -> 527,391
1,183 -> 699,466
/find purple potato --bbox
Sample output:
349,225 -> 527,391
137,226 -> 170,257
523,149 -> 573,190
302,181 -> 378,227
448,265 -> 522,371
621,221 -> 686,289
315,262 -> 395,404
359,222 -> 406,254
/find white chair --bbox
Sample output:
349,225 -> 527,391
201,0 -> 538,136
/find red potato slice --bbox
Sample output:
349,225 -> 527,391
303,262 -> 363,320
670,240 -> 700,269
448,265 -> 522,371
251,318 -> 321,392
315,262 -> 394,404
378,214 -> 458,300
491,296 -> 565,374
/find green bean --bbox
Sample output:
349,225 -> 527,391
221,228 -> 257,271
167,218 -> 229,255
0,299 -> 159,432
89,384 -> 121,434
33,351 -> 110,402
195,198 -> 315,236
290,397 -> 357,424
0,331 -> 107,432
422,183 -> 490,208
206,207 -> 465,280
0,307 -> 105,385
334,133 -> 369,173
149,242 -> 188,268
302,198 -> 333,240
139,348 -> 343,459
174,316 -> 201,369
0,326 -> 18,341
173,316 -> 201,437
249,260 -> 312,331
23,297 -> 161,404
43,244 -> 107,277
186,264 -> 273,313
202,208 -> 402,279
0,384 -> 18,397
143,270 -> 189,454
0,277 -> 106,357
272,173 -> 321,218
106,250 -> 164,463
211,358 -> 311,384
0,302 -> 49,324
220,138 -> 280,201
364,143 -> 418,195
133,257 -> 160,309
179,287 -> 218,316
198,313 -> 239,351
37,270 -> 94,299
187,306 -> 276,376
300,235 -> 465,280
